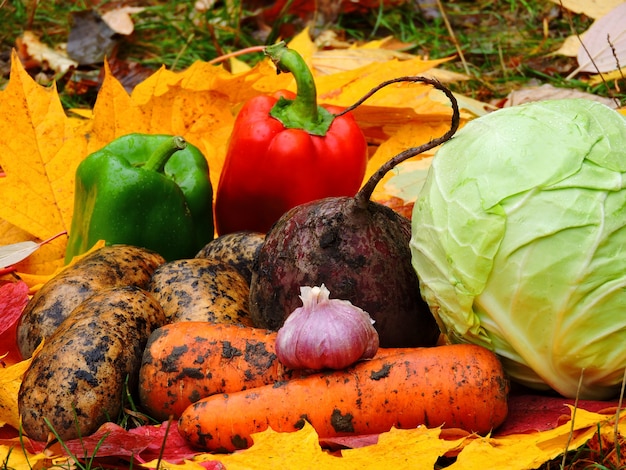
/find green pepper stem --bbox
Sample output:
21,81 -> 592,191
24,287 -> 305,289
143,136 -> 187,173
264,42 -> 334,136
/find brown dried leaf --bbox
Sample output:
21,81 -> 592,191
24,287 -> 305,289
16,31 -> 77,75
101,7 -> 145,35
576,3 -> 626,73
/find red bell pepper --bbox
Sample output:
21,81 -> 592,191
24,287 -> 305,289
215,42 -> 368,235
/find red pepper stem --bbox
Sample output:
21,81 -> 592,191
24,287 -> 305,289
143,136 -> 187,173
264,42 -> 334,136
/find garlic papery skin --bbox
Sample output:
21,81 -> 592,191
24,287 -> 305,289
275,284 -> 379,370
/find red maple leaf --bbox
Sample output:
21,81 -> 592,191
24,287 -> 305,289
0,280 -> 29,365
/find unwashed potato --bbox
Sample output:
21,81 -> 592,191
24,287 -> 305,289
147,258 -> 254,326
17,244 -> 165,359
195,231 -> 265,284
18,285 -> 167,442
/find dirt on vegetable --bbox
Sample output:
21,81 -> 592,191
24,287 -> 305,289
249,77 -> 459,348
178,343 -> 510,452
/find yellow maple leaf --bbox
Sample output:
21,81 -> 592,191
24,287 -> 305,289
0,51 -> 87,284
191,423 -> 344,469
2,28 -> 624,470
0,57 -> 247,284
0,343 -> 41,429
183,408 -> 624,470
89,61 -> 149,149
315,57 -> 452,109
287,28 -> 457,120
0,445 -> 50,470
448,407 -> 623,470
0,51 -> 86,242
130,68 -> 239,191
340,426 -> 463,468
0,30 -> 458,289
4,409 -> 623,469
312,42 -> 426,76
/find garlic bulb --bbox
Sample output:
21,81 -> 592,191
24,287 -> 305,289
275,284 -> 379,370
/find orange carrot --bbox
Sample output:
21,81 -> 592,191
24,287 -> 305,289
138,322 -> 291,421
178,343 -> 509,452
139,322 -> 406,421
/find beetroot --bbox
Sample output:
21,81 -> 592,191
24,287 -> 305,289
249,77 -> 460,348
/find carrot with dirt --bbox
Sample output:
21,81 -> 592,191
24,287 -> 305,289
139,322 -> 407,421
138,322 -> 289,421
177,343 -> 509,452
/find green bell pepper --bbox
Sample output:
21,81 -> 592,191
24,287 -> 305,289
65,133 -> 214,263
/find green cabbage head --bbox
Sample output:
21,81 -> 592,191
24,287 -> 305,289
411,99 -> 626,400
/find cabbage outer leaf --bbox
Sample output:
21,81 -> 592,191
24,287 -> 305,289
411,99 -> 626,400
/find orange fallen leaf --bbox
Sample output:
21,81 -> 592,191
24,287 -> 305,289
0,50 -> 85,242
129,66 -> 239,190
0,445 -> 49,469
0,342 -> 41,430
340,425 -> 463,467
0,36 -> 474,465
186,407 -> 626,470
1,398 -> 624,468
0,27 -> 462,290
2,29 -> 625,469
0,52 -> 86,285
448,407 -> 624,470
89,60 -> 149,148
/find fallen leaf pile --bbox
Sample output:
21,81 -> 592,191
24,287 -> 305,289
0,28 -> 465,291
549,0 -> 626,86
1,18 -> 625,469
0,402 -> 624,469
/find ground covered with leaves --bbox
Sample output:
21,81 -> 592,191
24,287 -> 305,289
1,0 -> 624,108
1,1 -> 626,469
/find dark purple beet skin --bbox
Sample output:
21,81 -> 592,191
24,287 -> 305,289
249,196 -> 440,348
249,76 -> 460,349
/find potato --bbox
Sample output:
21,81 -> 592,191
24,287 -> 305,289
147,258 -> 254,326
195,231 -> 265,284
18,285 -> 167,442
17,244 -> 165,359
